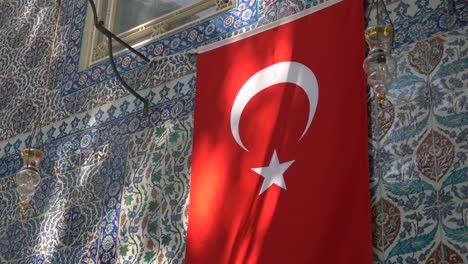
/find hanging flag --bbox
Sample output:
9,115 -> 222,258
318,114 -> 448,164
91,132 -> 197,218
186,0 -> 372,263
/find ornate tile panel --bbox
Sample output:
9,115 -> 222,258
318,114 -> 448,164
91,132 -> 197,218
3,216 -> 43,262
0,71 -> 196,158
370,26 -> 467,264
0,175 -> 16,192
1,85 -> 195,263
0,0 -> 466,263
2,0 -> 465,142
117,115 -> 193,264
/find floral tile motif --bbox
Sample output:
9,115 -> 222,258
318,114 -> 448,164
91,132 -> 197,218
368,99 -> 396,142
426,242 -> 465,264
0,227 -> 10,263
387,19 -> 468,109
36,208 -> 70,253
17,252 -> 50,264
0,189 -> 19,219
0,0 -> 467,264
0,71 -> 196,158
386,0 -> 439,24
393,1 -> 467,48
381,98 -> 431,162
416,129 -> 456,182
0,207 -> 21,229
62,202 -> 103,249
387,49 -> 430,106
68,161 -> 110,206
373,202 -> 467,264
376,207 -> 440,263
126,130 -> 159,161
52,144 -> 110,208
0,0 -> 59,141
440,200 -> 468,262
117,115 -> 193,264
0,174 -> 17,192
96,94 -> 194,263
408,37 -> 445,76
370,19 -> 468,264
118,154 -> 158,257
99,242 -> 117,264
3,216 -> 43,262
157,120 -> 193,264
381,157 -> 437,213
116,252 -> 159,264
371,198 -> 401,253
28,176 -> 65,216
368,143 -> 384,205
33,201 -> 103,258
44,242 -> 99,264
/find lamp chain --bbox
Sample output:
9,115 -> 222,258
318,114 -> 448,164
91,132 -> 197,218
33,0 -> 62,150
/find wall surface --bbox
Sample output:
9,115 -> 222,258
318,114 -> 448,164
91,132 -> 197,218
368,1 -> 468,263
0,0 -> 466,263
369,29 -> 468,263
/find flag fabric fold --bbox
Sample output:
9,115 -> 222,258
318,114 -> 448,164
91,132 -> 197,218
187,1 -> 373,263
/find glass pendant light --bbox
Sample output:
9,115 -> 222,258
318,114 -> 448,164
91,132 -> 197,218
14,93 -> 48,212
16,148 -> 45,210
363,0 -> 396,106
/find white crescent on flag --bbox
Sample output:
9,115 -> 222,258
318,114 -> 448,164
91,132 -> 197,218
230,61 -> 319,152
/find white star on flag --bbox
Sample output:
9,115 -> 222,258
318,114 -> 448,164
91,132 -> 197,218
251,150 -> 295,195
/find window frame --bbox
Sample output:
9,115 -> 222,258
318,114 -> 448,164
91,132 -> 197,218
80,0 -> 236,69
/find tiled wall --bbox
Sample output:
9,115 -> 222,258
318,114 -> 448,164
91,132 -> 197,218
369,29 -> 467,263
0,0 -> 466,263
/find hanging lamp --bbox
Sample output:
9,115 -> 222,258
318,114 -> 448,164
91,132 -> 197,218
363,0 -> 396,106
16,148 -> 45,210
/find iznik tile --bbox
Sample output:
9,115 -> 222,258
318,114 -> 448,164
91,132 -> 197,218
381,99 -> 431,162
117,115 -> 193,264
383,207 -> 439,263
0,0 -> 467,263
382,157 -> 437,213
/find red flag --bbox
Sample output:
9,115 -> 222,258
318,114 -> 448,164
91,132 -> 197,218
187,1 -> 372,263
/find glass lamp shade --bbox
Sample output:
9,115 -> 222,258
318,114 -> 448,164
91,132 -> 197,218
20,148 -> 45,168
364,0 -> 396,105
364,0 -> 394,52
363,51 -> 397,83
17,184 -> 34,210
363,50 -> 397,105
16,168 -> 41,189
16,148 -> 45,210
364,24 -> 394,53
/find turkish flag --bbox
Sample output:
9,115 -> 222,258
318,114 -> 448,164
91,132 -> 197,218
186,1 -> 372,263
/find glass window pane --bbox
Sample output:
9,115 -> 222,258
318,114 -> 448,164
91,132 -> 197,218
171,5 -> 216,29
114,0 -> 200,34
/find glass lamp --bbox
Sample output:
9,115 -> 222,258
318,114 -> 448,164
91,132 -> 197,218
363,0 -> 396,106
16,148 -> 45,210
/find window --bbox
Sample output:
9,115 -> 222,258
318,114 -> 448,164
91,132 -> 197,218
80,0 -> 236,69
